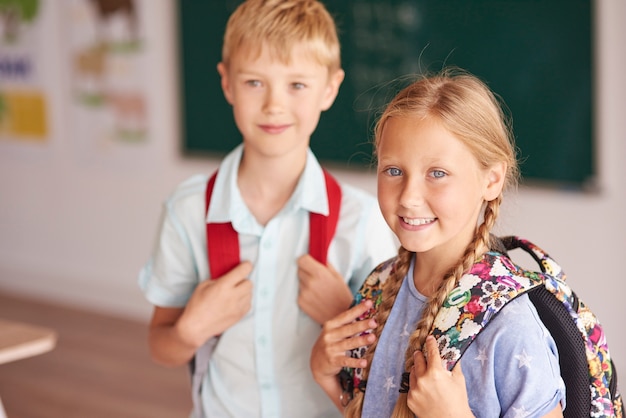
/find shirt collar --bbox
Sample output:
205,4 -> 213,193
206,145 -> 330,226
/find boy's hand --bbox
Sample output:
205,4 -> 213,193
177,261 -> 253,348
407,335 -> 474,418
310,300 -> 377,383
297,254 -> 353,324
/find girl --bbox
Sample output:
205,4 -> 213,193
310,69 -> 566,417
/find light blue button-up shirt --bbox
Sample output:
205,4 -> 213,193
139,145 -> 397,417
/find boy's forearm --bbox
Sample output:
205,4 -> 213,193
148,322 -> 198,367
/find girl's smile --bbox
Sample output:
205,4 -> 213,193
400,216 -> 437,228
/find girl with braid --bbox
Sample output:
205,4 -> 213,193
310,69 -> 566,417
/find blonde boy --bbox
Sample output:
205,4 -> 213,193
139,0 -> 396,416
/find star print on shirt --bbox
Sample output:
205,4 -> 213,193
383,376 -> 397,393
502,299 -> 521,316
474,348 -> 488,366
512,405 -> 531,418
400,322 -> 410,338
514,349 -> 533,368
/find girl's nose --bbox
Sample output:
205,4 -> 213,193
399,179 -> 425,209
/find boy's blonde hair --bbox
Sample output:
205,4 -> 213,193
221,0 -> 341,72
346,69 -> 519,418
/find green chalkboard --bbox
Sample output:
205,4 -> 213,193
178,0 -> 593,188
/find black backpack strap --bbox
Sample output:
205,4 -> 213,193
501,236 -> 622,418
527,286 -> 589,418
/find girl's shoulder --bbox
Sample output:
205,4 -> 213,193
347,256 -> 401,325
353,256 -> 399,307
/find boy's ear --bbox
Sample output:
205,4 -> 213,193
484,162 -> 507,202
217,62 -> 234,105
321,69 -> 345,111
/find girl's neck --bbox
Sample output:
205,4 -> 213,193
412,239 -> 490,297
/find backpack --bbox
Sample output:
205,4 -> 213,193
190,168 -> 342,418
340,236 -> 623,418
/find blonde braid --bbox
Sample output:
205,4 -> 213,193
344,247 -> 413,418
366,69 -> 517,417
391,197 -> 503,418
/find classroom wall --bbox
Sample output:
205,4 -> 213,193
0,0 -> 624,371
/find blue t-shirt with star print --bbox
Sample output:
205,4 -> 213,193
361,257 -> 566,418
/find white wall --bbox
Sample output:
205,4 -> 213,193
1,0 -> 624,370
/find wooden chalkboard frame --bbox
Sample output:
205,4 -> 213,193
177,0 -> 594,189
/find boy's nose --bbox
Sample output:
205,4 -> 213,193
263,87 -> 285,114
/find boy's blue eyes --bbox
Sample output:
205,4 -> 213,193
244,80 -> 306,89
386,167 -> 402,176
431,170 -> 446,179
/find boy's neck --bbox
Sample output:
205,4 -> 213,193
236,150 -> 307,226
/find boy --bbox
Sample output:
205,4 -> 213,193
138,0 -> 397,417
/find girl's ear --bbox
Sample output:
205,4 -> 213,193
217,62 -> 234,105
484,162 -> 507,202
320,68 -> 345,111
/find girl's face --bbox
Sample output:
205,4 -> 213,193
377,116 -> 504,259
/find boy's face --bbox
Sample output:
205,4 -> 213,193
217,44 -> 344,160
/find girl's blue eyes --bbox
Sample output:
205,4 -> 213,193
384,167 -> 447,178
431,170 -> 446,179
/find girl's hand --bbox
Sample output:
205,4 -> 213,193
310,300 -> 377,382
310,300 -> 378,411
407,335 -> 474,418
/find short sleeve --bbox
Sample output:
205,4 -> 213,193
462,294 -> 566,417
138,176 -> 208,307
332,184 -> 398,296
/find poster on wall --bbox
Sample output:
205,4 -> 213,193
0,0 -> 49,146
66,0 -> 153,165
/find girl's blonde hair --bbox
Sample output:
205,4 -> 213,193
221,0 -> 341,72
345,69 -> 519,418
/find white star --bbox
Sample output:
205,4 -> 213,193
514,349 -> 533,368
512,405 -> 531,418
383,376 -> 397,392
474,348 -> 488,366
400,322 -> 410,338
503,299 -> 521,315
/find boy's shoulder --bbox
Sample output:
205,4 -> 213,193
163,174 -> 210,214
170,174 -> 210,199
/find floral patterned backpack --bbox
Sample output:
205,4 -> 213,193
340,236 -> 622,418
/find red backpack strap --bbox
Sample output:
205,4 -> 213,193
206,169 -> 341,278
309,170 -> 342,265
205,171 -> 240,279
